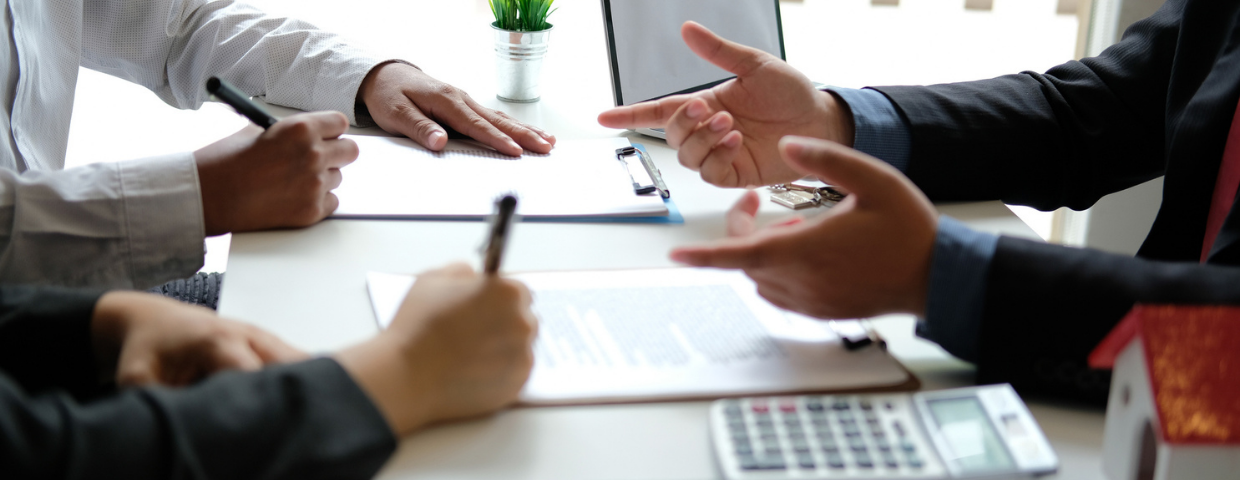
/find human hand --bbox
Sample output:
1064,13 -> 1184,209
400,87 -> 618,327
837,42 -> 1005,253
194,111 -> 359,235
91,292 -> 308,386
334,263 -> 537,435
598,21 -> 854,188
358,62 -> 556,156
671,136 -> 937,318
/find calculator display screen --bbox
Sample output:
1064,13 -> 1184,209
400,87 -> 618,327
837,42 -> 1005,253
927,397 -> 1015,473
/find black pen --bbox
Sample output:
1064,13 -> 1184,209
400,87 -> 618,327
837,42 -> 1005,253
483,194 -> 519,275
206,77 -> 279,129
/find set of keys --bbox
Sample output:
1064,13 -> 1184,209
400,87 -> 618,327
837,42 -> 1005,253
768,183 -> 848,210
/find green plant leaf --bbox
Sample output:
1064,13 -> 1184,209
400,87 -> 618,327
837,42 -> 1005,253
491,0 -> 555,31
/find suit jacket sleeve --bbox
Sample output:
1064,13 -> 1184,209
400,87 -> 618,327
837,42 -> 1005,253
871,0 -> 1186,211
975,237 -> 1240,404
0,286 -> 397,479
0,286 -> 106,397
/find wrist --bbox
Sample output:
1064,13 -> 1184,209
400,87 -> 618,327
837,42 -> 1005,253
90,292 -> 143,378
358,60 -> 422,110
819,89 -> 856,148
334,335 -> 435,436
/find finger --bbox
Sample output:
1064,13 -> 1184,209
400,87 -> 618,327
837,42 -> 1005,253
672,108 -> 729,162
116,357 -> 159,386
471,103 -> 554,154
670,235 -> 786,270
779,136 -> 903,206
425,261 -> 475,278
665,98 -> 715,150
682,21 -> 770,78
432,98 -> 523,156
321,137 -> 360,169
726,190 -> 762,237
248,327 -> 310,363
294,111 -> 351,139
321,192 -> 339,217
387,100 -> 449,150
697,131 -> 744,187
211,338 -> 265,373
596,94 -> 692,129
324,168 -> 343,191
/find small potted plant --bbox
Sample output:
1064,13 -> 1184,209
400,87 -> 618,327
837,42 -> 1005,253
490,0 -> 556,103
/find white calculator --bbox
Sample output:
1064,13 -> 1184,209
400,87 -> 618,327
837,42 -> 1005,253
709,385 -> 1058,479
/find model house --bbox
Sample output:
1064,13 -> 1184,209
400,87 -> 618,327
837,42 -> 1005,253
1089,304 -> 1240,480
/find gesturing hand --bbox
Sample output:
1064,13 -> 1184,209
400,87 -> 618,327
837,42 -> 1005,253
194,111 -> 359,235
334,263 -> 538,435
359,62 -> 556,156
671,137 -> 937,318
598,21 -> 854,188
92,292 -> 308,387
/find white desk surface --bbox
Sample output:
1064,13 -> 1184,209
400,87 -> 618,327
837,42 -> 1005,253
63,0 -> 1105,478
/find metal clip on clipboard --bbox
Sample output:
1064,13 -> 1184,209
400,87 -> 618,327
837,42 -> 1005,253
616,146 -> 670,199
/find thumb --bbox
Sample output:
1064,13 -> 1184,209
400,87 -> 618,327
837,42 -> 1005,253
778,136 -> 903,207
681,21 -> 769,78
726,190 -> 762,237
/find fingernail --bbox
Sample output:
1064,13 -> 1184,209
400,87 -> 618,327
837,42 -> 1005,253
722,131 -> 742,148
710,114 -> 730,132
508,140 -> 522,152
687,101 -> 706,119
429,130 -> 445,146
669,250 -> 689,263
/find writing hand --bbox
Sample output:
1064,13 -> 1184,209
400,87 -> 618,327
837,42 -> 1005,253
671,136 -> 936,318
194,111 -> 359,235
92,292 -> 308,387
359,62 -> 556,156
334,263 -> 538,435
598,21 -> 854,188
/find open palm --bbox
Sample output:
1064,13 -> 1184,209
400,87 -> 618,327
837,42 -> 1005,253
598,21 -> 852,187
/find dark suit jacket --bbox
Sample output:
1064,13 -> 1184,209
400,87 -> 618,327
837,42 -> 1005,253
873,0 -> 1240,404
0,286 -> 396,479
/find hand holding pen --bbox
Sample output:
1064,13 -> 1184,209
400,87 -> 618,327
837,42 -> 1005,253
193,77 -> 360,235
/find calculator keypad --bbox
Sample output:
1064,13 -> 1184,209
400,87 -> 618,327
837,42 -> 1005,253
714,395 -> 945,479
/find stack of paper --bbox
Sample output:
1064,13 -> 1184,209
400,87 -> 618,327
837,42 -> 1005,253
366,268 -> 915,405
331,135 -> 669,219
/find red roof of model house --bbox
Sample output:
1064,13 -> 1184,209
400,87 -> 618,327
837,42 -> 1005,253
1089,304 -> 1240,445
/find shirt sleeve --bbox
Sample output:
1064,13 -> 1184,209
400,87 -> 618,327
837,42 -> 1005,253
824,87 -> 912,170
917,217 -> 1000,363
0,357 -> 397,480
0,153 -> 205,289
80,0 -> 394,126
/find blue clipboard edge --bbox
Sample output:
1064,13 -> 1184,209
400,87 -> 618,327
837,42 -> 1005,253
329,142 -> 684,224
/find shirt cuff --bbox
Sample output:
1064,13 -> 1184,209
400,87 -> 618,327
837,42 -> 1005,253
824,87 -> 912,171
117,153 -> 206,289
916,216 -> 999,363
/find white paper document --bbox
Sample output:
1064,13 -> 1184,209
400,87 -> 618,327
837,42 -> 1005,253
332,135 -> 668,219
366,268 -> 912,405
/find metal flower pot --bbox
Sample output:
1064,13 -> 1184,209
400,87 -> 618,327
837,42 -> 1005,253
493,23 -> 552,103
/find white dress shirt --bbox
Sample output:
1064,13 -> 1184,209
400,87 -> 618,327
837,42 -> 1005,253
0,0 -> 385,288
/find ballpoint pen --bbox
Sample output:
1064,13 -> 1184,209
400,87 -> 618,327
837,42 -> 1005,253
483,194 -> 519,274
206,76 -> 279,129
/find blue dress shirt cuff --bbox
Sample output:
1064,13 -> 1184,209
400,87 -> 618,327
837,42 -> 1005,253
917,216 -> 999,363
824,87 -> 912,171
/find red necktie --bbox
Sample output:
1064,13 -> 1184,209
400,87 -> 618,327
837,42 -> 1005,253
1201,97 -> 1240,262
